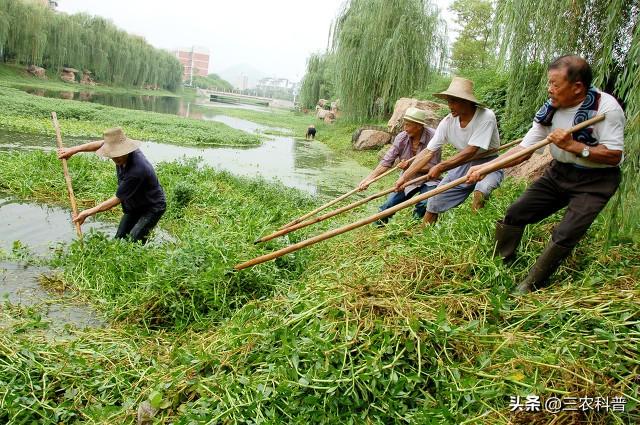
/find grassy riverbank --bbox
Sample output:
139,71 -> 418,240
0,150 -> 638,423
0,63 -> 180,97
0,86 -> 261,147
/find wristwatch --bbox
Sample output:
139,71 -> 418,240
580,146 -> 590,158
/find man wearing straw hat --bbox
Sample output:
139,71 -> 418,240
467,55 -> 625,294
57,127 -> 166,243
358,107 -> 442,224
395,77 -> 503,224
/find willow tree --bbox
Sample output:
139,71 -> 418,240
0,8 -> 8,60
2,0 -> 48,65
0,0 -> 182,90
331,0 -> 446,121
449,0 -> 494,71
494,0 -> 639,240
299,53 -> 336,109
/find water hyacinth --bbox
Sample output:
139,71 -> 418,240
0,147 -> 638,423
0,87 -> 261,147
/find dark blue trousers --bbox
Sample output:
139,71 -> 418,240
378,183 -> 436,223
115,209 -> 165,244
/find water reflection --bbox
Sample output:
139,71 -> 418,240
22,86 -> 185,115
18,85 -> 269,116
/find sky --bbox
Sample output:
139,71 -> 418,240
57,0 -> 456,84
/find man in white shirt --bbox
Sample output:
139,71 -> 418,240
466,55 -> 625,294
396,77 -> 503,224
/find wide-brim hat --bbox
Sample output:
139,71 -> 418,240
434,77 -> 483,106
403,107 -> 427,125
96,127 -> 141,158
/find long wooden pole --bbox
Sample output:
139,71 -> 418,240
257,175 -> 429,243
235,116 -> 603,270
256,138 -> 523,243
277,154 -> 419,230
51,112 -> 83,239
276,138 -> 522,232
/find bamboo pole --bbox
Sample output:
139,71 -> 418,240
51,112 -> 83,239
277,153 -> 419,230
256,138 -> 523,243
257,175 -> 429,243
235,115 -> 603,270
276,138 -> 522,232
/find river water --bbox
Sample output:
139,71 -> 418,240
1,87 -> 376,330
0,114 -> 369,198
0,198 -> 110,337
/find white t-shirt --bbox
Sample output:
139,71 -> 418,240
427,107 -> 501,152
520,91 -> 625,168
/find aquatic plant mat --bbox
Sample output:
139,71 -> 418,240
0,87 -> 260,147
0,151 -> 638,423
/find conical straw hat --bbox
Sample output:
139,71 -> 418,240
434,77 -> 483,106
96,127 -> 141,158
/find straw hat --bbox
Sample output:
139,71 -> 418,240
96,127 -> 141,158
434,77 -> 483,106
403,107 -> 427,125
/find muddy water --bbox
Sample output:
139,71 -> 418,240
0,262 -> 106,338
0,197 -> 113,256
0,199 -> 112,336
0,121 -> 370,198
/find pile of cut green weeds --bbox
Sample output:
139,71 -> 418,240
0,151 -> 638,424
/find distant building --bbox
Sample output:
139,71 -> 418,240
255,77 -> 298,101
238,74 -> 249,91
173,46 -> 210,85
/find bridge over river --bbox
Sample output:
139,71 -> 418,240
196,88 -> 294,109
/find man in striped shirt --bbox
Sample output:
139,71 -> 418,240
358,107 -> 442,224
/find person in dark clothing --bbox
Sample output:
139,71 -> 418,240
306,125 -> 316,140
57,127 -> 166,243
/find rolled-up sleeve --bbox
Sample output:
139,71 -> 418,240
597,108 -> 625,152
427,147 -> 442,167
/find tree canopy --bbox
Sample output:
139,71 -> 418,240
449,0 -> 494,71
494,0 -> 639,239
0,0 -> 182,90
331,0 -> 446,121
299,53 -> 336,110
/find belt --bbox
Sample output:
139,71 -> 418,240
554,161 -> 619,171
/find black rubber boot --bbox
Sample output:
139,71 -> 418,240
512,241 -> 573,295
494,220 -> 525,262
